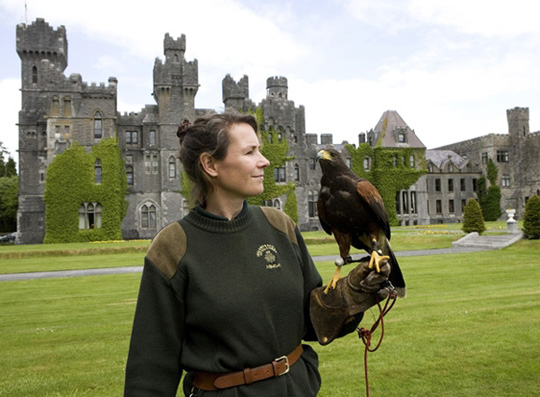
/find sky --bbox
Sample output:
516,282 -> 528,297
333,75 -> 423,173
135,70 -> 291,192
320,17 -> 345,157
2,0 -> 540,163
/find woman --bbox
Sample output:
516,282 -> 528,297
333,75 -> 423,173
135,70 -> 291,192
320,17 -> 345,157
124,111 -> 390,396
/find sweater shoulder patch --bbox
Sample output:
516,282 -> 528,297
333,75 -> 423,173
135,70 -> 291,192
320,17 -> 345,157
259,207 -> 298,246
146,221 -> 186,279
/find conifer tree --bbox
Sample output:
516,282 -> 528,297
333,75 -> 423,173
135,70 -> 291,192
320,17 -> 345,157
523,195 -> 540,239
462,198 -> 486,234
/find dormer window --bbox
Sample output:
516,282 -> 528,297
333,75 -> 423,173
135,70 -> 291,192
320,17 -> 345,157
398,131 -> 406,143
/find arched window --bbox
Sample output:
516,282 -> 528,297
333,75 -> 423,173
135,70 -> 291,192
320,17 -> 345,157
169,156 -> 176,178
32,66 -> 38,84
126,166 -> 134,185
141,204 -> 157,229
78,202 -> 102,229
94,112 -> 102,139
95,159 -> 102,184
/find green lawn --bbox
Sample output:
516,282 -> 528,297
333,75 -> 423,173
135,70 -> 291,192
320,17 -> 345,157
1,225 -> 539,396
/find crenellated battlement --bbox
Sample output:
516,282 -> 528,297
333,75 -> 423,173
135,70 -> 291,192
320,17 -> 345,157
16,18 -> 67,71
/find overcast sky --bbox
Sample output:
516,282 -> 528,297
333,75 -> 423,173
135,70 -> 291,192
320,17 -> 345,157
2,0 -> 540,162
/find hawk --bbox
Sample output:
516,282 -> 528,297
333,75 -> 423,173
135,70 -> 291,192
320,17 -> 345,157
317,148 -> 406,297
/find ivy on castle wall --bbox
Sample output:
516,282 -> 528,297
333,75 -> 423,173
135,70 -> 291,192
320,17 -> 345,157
44,138 -> 128,243
345,143 -> 427,225
246,108 -> 296,220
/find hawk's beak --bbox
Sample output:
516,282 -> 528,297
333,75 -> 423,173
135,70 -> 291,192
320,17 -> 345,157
317,150 -> 331,161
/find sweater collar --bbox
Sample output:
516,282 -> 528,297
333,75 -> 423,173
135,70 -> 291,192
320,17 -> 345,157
186,201 -> 254,233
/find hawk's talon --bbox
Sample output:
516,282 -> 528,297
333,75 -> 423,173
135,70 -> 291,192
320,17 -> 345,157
324,267 -> 342,294
369,250 -> 390,273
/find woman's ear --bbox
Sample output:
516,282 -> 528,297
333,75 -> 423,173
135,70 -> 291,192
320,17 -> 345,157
200,153 -> 218,177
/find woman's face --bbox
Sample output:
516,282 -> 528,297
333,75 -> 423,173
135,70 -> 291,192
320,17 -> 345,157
210,122 -> 270,200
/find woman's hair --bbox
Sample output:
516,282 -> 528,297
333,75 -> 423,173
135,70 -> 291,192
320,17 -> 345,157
177,111 -> 259,206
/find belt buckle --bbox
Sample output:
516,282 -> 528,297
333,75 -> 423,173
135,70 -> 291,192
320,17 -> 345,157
274,355 -> 290,376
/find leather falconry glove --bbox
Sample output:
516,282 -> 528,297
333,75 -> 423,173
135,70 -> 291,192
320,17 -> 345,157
310,258 -> 391,345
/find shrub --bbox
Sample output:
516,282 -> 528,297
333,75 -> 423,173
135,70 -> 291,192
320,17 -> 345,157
523,195 -> 540,239
462,198 -> 486,234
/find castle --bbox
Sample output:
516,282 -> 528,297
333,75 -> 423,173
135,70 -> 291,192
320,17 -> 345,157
15,19 -> 539,244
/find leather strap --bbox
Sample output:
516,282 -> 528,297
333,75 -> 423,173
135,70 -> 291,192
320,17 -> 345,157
193,344 -> 303,391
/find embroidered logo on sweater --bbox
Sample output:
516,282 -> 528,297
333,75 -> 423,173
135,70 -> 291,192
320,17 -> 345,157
256,244 -> 281,269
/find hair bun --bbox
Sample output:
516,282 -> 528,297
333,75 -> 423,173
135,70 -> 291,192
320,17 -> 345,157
177,119 -> 191,141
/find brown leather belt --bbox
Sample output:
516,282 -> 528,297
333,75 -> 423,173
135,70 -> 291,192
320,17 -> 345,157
193,344 -> 303,391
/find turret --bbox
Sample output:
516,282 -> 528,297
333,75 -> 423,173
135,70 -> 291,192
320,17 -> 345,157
266,76 -> 288,100
16,18 -> 67,89
507,107 -> 529,138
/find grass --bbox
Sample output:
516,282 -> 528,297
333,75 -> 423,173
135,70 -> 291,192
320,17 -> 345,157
1,223 -> 539,396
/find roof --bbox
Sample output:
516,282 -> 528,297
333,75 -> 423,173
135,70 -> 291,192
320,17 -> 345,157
425,149 -> 469,170
371,110 -> 426,149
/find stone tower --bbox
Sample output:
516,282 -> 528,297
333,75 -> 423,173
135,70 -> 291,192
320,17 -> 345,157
16,19 -> 117,244
16,19 -> 68,244
153,33 -> 199,127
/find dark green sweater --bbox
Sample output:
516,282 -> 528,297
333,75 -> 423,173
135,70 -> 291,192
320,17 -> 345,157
125,205 -> 323,396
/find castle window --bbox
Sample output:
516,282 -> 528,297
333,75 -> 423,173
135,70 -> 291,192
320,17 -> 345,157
149,130 -> 156,145
145,155 -> 151,174
52,97 -> 60,115
363,156 -> 370,171
294,164 -> 299,181
32,66 -> 38,84
152,154 -> 159,174
79,202 -> 102,230
169,156 -> 176,178
126,131 -> 138,145
94,159 -> 102,184
482,152 -> 488,165
94,112 -> 102,139
436,200 -> 442,214
460,178 -> 466,192
394,155 -> 398,167
346,158 -> 352,169
449,199 -> 455,213
502,174 -> 511,187
402,191 -> 409,213
268,133 -> 273,144
410,155 -> 415,168
310,158 -> 316,170
126,166 -> 134,185
274,167 -> 286,182
174,54 -> 179,62
396,191 -> 401,214
278,132 -> 283,143
461,199 -> 466,212
398,131 -> 406,143
308,191 -> 318,218
141,204 -> 157,229
435,178 -> 441,192
63,97 -> 72,117
496,150 -> 509,163
410,191 -> 417,214
448,179 -> 454,192
473,178 -> 478,192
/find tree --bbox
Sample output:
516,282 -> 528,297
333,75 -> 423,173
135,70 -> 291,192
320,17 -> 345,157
478,159 -> 502,221
523,195 -> 540,239
0,176 -> 18,232
462,198 -> 486,234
